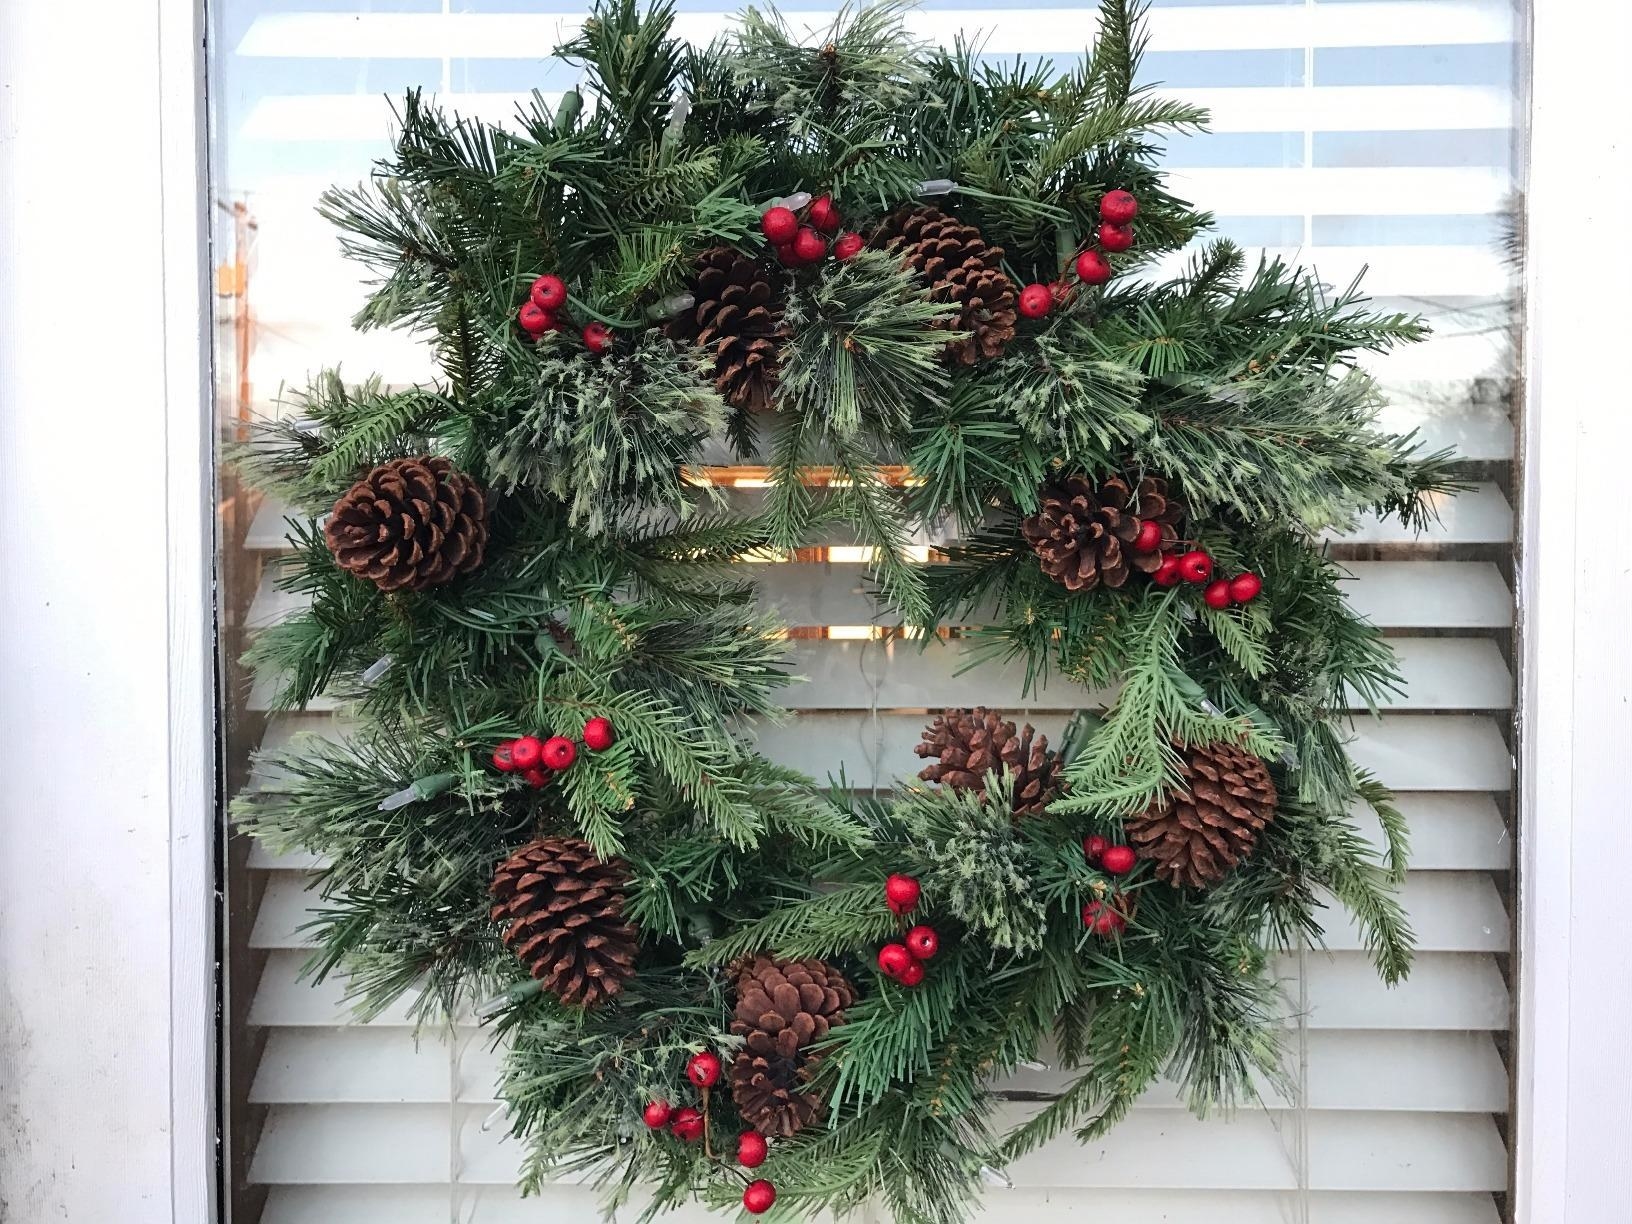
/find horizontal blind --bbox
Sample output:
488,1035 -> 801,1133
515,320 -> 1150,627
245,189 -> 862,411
214,2 -> 1520,1221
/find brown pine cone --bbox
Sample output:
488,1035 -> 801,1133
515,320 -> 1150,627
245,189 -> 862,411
324,456 -> 488,593
1125,740 -> 1279,889
874,204 -> 1017,364
915,707 -> 1063,818
1021,473 -> 1184,592
728,955 -> 855,1137
489,837 -> 639,1008
665,246 -> 788,411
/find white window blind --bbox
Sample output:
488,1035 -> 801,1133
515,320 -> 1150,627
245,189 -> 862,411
214,2 -> 1520,1221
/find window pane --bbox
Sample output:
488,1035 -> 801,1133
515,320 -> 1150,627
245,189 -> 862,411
212,3 -> 1521,1219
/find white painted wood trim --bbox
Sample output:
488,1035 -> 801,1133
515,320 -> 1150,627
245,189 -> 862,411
1513,2 -> 1632,1220
0,0 -> 216,1219
161,1 -> 219,1220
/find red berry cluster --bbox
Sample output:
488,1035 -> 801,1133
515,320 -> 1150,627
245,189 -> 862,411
491,716 -> 616,788
875,874 -> 938,988
1082,898 -> 1127,937
1149,546 -> 1264,609
516,273 -> 613,353
1022,190 -> 1139,323
643,1052 -> 777,1214
760,194 -> 863,268
1082,836 -> 1137,936
1072,188 -> 1139,290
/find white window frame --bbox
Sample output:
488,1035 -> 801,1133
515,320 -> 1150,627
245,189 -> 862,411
1511,3 -> 1632,1220
0,0 -> 215,1219
0,0 -> 1622,1219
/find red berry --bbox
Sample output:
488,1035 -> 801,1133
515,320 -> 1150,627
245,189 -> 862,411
885,873 -> 921,914
492,741 -> 517,772
582,322 -> 612,354
737,1130 -> 769,1168
1228,572 -> 1263,604
1098,223 -> 1135,252
1203,579 -> 1233,609
776,240 -> 803,266
742,1179 -> 777,1215
670,1106 -> 704,1143
877,943 -> 914,979
1075,249 -> 1112,285
522,767 -> 552,788
793,226 -> 827,264
642,1100 -> 673,1129
808,194 -> 841,234
1083,900 -> 1127,937
530,274 -> 568,311
833,232 -> 864,261
510,735 -> 544,770
1083,834 -> 1108,863
541,736 -> 577,771
897,959 -> 925,987
1132,520 -> 1162,552
686,1050 -> 721,1088
582,716 -> 616,752
761,205 -> 799,244
1049,280 -> 1073,308
1100,190 -> 1139,226
517,302 -> 551,335
1100,845 -> 1136,875
1017,282 -> 1053,319
1152,554 -> 1183,587
905,925 -> 940,960
1177,550 -> 1213,584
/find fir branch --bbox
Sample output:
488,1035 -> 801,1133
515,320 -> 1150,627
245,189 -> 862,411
486,332 -> 726,535
684,880 -> 895,966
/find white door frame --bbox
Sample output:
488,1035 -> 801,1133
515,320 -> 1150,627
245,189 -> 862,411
0,0 -> 216,1220
1511,2 -> 1632,1220
0,0 -> 1624,1219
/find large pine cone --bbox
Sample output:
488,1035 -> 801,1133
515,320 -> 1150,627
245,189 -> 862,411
665,246 -> 788,411
915,707 -> 1062,818
1125,740 -> 1278,889
325,456 -> 488,593
489,837 -> 639,1008
729,955 -> 855,1137
875,205 -> 1017,364
1021,474 -> 1184,592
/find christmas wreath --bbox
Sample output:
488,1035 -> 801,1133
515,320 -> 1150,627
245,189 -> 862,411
235,1 -> 1459,1219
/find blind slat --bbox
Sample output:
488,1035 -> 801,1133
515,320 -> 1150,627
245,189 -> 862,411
246,790 -> 1508,873
260,1185 -> 1503,1224
246,866 -> 1508,955
246,1103 -> 1506,1192
248,947 -> 1509,1032
234,4 -> 1513,60
250,1027 -> 1507,1112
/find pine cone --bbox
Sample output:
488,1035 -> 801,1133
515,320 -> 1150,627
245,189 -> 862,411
489,837 -> 639,1008
914,707 -> 1063,818
875,205 -> 1017,364
1021,474 -> 1184,592
728,955 -> 855,1137
325,456 -> 488,593
1125,740 -> 1278,889
666,246 -> 788,411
